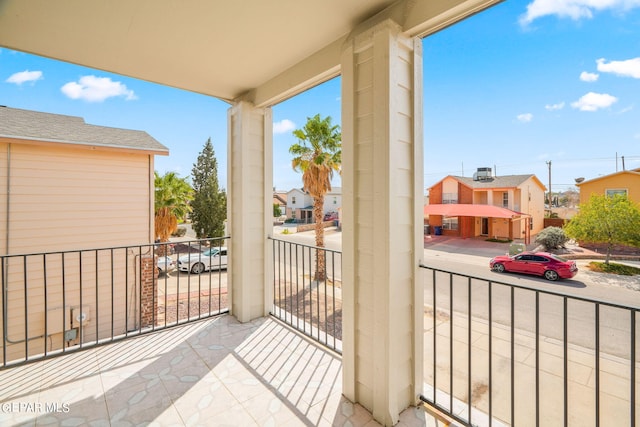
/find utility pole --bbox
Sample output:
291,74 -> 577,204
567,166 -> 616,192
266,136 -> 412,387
546,160 -> 552,209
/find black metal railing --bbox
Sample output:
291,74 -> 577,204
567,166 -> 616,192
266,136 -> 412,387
269,237 -> 342,353
1,237 -> 229,368
420,264 -> 639,427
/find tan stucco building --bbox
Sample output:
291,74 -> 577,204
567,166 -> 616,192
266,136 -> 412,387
0,106 -> 168,361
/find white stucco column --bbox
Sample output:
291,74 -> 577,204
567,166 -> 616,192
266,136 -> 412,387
227,101 -> 273,323
341,19 -> 424,426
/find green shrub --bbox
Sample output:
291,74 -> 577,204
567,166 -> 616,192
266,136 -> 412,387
535,226 -> 569,249
485,238 -> 512,243
588,262 -> 640,276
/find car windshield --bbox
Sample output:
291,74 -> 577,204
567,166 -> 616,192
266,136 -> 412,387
548,254 -> 568,262
202,249 -> 220,256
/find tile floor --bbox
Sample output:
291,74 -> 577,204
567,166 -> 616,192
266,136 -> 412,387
0,315 -> 445,426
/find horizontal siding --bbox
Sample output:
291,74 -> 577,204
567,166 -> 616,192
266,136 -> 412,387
4,143 -> 151,254
1,251 -> 138,362
0,144 -> 8,254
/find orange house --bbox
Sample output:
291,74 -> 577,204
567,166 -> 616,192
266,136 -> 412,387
425,169 -> 546,242
576,168 -> 640,206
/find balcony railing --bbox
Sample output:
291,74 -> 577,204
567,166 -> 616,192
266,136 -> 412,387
1,237 -> 229,368
269,237 -> 342,354
421,264 -> 639,427
268,242 -> 639,425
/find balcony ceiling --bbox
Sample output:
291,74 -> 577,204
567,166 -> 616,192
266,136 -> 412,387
0,0 -> 500,106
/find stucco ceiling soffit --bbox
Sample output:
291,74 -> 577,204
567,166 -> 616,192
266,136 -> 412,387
236,37 -> 345,108
0,0 -> 503,105
403,0 -> 504,38
243,0 -> 502,107
342,0 -> 503,43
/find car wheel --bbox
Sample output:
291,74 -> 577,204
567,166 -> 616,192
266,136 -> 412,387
191,262 -> 205,274
493,263 -> 505,273
544,270 -> 559,281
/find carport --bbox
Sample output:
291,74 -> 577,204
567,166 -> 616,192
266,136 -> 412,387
424,203 -> 532,243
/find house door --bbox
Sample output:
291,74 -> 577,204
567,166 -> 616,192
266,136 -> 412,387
481,217 -> 489,235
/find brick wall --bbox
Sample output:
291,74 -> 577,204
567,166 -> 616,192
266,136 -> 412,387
296,220 -> 336,233
140,255 -> 157,328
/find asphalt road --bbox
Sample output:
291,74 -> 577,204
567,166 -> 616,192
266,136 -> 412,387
271,227 -> 639,359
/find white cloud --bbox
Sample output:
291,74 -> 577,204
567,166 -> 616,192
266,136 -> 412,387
617,104 -> 634,114
6,70 -> 43,85
545,101 -> 565,111
61,75 -> 137,102
580,71 -> 599,82
517,113 -> 533,122
571,92 -> 618,111
273,119 -> 296,134
596,57 -> 640,78
520,0 -> 640,26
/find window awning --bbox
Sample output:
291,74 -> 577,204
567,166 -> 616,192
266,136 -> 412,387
424,204 -> 526,219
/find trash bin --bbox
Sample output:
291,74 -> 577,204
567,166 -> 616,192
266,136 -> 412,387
434,226 -> 442,236
424,225 -> 430,235
509,242 -> 526,255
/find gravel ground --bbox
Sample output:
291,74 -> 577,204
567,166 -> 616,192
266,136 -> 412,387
273,281 -> 342,341
575,260 -> 640,292
157,291 -> 228,325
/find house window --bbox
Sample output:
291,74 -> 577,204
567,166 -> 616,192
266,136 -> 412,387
502,192 -> 509,208
442,193 -> 458,204
334,197 -> 337,204
606,189 -> 627,198
292,196 -> 296,204
443,217 -> 458,230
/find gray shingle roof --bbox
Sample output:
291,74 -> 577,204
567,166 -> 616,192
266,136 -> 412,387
0,106 -> 169,154
453,174 -> 536,189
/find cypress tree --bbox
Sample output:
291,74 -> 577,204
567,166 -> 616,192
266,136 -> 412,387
191,138 -> 227,239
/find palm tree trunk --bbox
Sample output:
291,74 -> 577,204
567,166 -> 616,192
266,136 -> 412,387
313,196 -> 326,281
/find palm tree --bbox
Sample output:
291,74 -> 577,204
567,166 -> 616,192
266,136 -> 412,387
290,114 -> 341,281
154,171 -> 193,253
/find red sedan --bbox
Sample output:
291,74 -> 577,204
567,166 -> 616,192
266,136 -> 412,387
489,251 -> 578,281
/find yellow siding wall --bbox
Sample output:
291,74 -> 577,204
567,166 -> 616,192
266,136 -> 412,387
579,173 -> 640,206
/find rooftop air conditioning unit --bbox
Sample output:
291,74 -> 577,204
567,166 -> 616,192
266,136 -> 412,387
473,167 -> 493,181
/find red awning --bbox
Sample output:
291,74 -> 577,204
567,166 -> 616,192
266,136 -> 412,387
424,204 -> 524,218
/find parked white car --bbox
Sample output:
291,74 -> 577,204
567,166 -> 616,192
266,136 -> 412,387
157,256 -> 176,275
178,247 -> 228,274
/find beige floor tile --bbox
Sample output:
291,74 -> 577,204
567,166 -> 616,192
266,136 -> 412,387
196,402 -> 260,427
1,315 -> 447,427
0,362 -> 45,401
240,393 -> 300,426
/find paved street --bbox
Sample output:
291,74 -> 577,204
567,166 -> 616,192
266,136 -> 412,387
271,226 -> 640,304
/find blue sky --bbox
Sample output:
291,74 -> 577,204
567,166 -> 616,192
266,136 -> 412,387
1,0 -> 639,194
